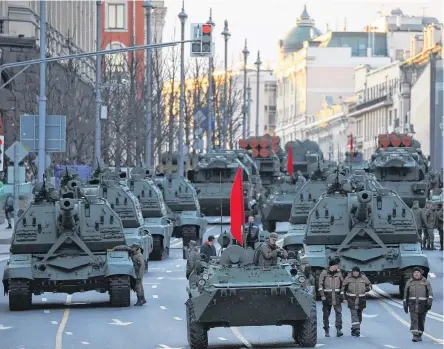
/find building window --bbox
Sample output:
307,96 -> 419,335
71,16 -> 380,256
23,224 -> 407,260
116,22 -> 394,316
108,3 -> 125,29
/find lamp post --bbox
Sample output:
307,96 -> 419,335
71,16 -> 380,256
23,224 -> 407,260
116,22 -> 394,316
254,51 -> 262,137
94,0 -> 102,170
143,1 -> 153,168
206,10 -> 215,152
38,0 -> 47,180
221,20 -> 231,149
242,39 -> 249,139
178,1 -> 187,177
246,79 -> 251,137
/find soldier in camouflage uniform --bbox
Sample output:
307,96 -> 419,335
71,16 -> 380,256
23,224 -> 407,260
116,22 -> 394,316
404,267 -> 433,342
421,202 -> 436,250
435,203 -> 443,250
257,232 -> 287,266
411,201 -> 424,244
186,240 -> 201,281
113,244 -> 146,306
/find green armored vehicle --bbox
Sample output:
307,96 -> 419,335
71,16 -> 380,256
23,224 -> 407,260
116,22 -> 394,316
85,171 -> 153,266
186,239 -> 317,349
301,178 -> 429,297
186,150 -> 255,217
342,151 -> 368,173
368,134 -> 429,208
122,168 -> 173,260
3,181 -> 136,310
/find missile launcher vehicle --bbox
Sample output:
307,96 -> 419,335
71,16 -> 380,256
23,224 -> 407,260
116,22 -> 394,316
301,177 -> 429,297
185,234 -> 317,349
122,168 -> 173,260
368,134 -> 429,207
286,140 -> 327,178
3,180 -> 136,310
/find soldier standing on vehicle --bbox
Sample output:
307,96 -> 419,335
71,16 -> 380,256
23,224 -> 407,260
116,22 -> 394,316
411,201 -> 424,244
435,203 -> 443,250
404,267 -> 433,342
186,240 -> 201,280
421,202 -> 437,250
257,232 -> 287,266
244,215 -> 259,249
319,259 -> 344,337
342,266 -> 372,337
200,235 -> 216,262
3,193 -> 14,229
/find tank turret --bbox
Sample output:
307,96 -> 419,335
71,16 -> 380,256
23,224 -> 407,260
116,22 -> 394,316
58,198 -> 78,232
355,190 -> 372,222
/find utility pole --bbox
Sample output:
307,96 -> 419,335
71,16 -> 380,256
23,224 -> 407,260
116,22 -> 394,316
246,79 -> 251,137
242,39 -> 249,139
94,0 -> 103,170
206,10 -> 215,152
38,0 -> 47,181
221,20 -> 231,149
254,51 -> 262,137
144,1 -> 153,168
178,1 -> 187,177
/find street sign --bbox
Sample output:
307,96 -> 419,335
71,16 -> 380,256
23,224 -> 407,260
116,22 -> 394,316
5,141 -> 28,163
20,114 -> 66,152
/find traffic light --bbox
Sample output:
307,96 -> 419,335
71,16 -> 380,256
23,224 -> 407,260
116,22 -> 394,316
0,136 -> 4,172
190,23 -> 213,57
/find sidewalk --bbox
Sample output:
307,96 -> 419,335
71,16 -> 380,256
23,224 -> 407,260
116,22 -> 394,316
0,221 -> 13,246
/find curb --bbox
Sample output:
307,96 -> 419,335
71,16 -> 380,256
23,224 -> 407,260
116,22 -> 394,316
0,238 -> 11,245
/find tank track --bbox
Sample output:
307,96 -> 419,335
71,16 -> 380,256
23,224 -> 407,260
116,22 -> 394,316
109,275 -> 131,307
150,235 -> 164,261
186,299 -> 208,349
8,278 -> 32,311
182,226 -> 199,260
292,301 -> 317,347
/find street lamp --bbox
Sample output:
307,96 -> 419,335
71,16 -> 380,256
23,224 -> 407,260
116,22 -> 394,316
254,51 -> 262,137
94,0 -> 103,170
178,1 -> 187,177
246,79 -> 252,137
206,9 -> 215,152
143,1 -> 153,168
221,20 -> 231,150
242,39 -> 249,139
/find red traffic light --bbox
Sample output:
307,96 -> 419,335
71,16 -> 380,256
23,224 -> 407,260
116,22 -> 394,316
202,24 -> 211,34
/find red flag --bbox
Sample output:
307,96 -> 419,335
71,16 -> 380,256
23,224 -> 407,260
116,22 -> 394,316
230,168 -> 245,245
350,133 -> 354,152
287,146 -> 294,176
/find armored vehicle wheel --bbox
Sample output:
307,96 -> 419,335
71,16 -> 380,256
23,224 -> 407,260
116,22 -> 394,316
109,275 -> 131,307
182,226 -> 200,260
293,301 -> 317,347
263,220 -> 276,233
8,279 -> 32,311
150,235 -> 165,261
186,300 -> 208,349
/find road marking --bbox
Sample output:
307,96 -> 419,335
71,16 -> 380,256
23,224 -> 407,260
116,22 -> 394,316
362,314 -> 378,318
173,317 -> 182,321
51,321 -> 58,325
55,294 -> 72,349
152,285 -> 157,289
176,264 -> 181,268
160,306 -> 167,310
157,277 -> 164,280
157,345 -> 183,349
81,342 -> 89,345
65,332 -> 73,335
315,345 -> 325,348
384,345 -> 396,348
44,310 -> 50,314
379,301 -> 444,345
231,327 -> 252,348
153,295 -> 158,299
166,270 -> 172,273
217,337 -> 227,341
109,319 -> 133,326
42,298 -> 47,302
0,324 -> 13,330
429,273 -> 436,278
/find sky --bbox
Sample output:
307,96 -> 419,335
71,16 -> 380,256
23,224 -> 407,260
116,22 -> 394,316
162,0 -> 443,67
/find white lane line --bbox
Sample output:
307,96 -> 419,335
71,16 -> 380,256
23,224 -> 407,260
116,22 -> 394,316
176,264 -> 181,268
173,317 -> 182,321
51,321 -> 58,325
152,285 -> 157,289
42,298 -> 47,302
217,337 -> 227,341
166,270 -> 172,273
160,306 -> 167,310
65,332 -> 73,335
231,327 -> 253,348
157,277 -> 164,280
315,345 -> 325,348
429,273 -> 436,278
55,294 -> 72,349
44,310 -> 50,314
384,345 -> 396,348
153,295 -> 158,299
81,342 -> 89,345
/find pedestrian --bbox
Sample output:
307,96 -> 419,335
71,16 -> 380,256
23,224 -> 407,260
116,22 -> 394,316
421,201 -> 437,250
410,200 -> 424,243
257,232 -> 287,266
186,240 -> 201,280
3,193 -> 14,229
342,266 -> 372,337
244,215 -> 259,249
403,267 -> 433,342
435,203 -> 443,250
200,235 -> 216,262
319,259 -> 344,337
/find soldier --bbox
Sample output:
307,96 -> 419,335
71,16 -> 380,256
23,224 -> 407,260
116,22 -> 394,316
435,203 -> 443,250
319,259 -> 344,337
3,194 -> 14,229
421,202 -> 437,250
200,235 -> 216,262
296,170 -> 307,184
411,201 -> 424,243
186,240 -> 201,281
257,232 -> 287,266
342,266 -> 372,337
113,244 -> 146,306
404,267 -> 433,342
244,215 -> 259,249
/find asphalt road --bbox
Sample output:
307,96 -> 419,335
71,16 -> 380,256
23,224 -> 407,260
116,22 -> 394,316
0,224 -> 442,349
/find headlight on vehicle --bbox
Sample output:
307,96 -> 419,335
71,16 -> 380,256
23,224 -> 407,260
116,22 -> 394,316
198,279 -> 206,286
202,273 -> 209,280
298,276 -> 306,284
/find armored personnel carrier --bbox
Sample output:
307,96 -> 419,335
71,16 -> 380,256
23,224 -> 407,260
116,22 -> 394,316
186,241 -> 317,348
301,178 -> 429,297
342,151 -> 368,173
186,150 -> 255,217
85,171 -> 153,266
122,168 -> 173,260
368,133 -> 429,207
3,181 -> 136,310
155,154 -> 207,259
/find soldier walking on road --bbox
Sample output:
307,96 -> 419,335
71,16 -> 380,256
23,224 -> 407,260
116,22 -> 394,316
186,240 -> 201,281
342,266 -> 372,337
319,259 -> 344,337
404,267 -> 433,342
435,203 -> 443,250
421,202 -> 436,250
3,193 -> 14,229
411,201 -> 424,244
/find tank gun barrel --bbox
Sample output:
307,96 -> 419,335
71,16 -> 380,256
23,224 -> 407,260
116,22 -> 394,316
356,190 -> 372,221
59,199 -> 76,231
